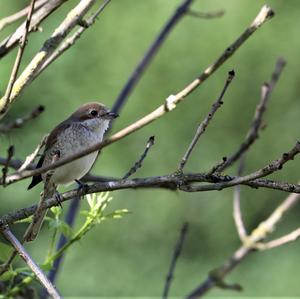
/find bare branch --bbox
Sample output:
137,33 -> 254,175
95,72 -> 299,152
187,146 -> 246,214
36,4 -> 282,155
217,57 -> 286,172
0,0 -> 68,58
0,0 -> 37,116
0,226 -> 62,299
0,0 -> 97,114
178,70 -> 235,172
123,136 -> 155,179
0,105 -> 45,133
185,192 -> 300,298
163,222 -> 189,299
0,0 -> 47,31
3,5 -> 275,186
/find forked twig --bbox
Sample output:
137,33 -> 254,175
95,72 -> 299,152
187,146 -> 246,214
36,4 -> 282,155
178,70 -> 235,172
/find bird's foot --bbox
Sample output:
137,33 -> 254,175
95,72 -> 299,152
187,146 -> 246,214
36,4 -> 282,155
75,179 -> 89,195
54,191 -> 63,208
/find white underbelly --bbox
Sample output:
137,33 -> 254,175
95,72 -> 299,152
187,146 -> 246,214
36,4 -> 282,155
51,152 -> 98,185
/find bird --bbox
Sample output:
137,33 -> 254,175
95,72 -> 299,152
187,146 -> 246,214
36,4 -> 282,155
28,102 -> 118,189
26,102 -> 118,241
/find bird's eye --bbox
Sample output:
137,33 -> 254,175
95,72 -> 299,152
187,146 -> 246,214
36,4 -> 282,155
90,110 -> 98,117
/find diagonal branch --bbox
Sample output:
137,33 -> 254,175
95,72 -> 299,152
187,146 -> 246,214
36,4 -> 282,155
3,4 -> 275,186
178,70 -> 235,172
0,0 -> 37,116
0,226 -> 62,299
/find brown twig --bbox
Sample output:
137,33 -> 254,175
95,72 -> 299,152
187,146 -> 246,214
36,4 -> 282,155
163,222 -> 189,299
3,5 -> 275,186
0,0 -> 68,58
0,0 -> 97,114
0,0 -> 37,116
217,57 -> 286,172
0,105 -> 45,133
0,0 -> 47,31
178,70 -> 235,172
1,146 -> 15,186
123,136 -> 155,179
0,226 -> 62,299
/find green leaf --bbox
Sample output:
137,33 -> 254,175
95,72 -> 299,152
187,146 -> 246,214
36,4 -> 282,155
0,269 -> 17,281
0,242 -> 13,261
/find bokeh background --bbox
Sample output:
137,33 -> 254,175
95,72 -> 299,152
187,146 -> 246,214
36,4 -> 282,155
1,0 -> 300,297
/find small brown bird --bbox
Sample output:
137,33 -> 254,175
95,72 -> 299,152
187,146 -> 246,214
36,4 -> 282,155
28,102 -> 118,189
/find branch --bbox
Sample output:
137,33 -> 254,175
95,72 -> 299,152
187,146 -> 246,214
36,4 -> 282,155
0,0 -> 68,58
0,0 -> 37,116
0,0 -> 47,31
3,4 -> 275,186
178,70 -> 235,172
0,0 -> 97,114
163,222 -> 189,299
217,57 -> 286,172
0,105 -> 45,133
123,136 -> 155,179
186,9 -> 224,19
0,226 -> 62,299
185,191 -> 300,298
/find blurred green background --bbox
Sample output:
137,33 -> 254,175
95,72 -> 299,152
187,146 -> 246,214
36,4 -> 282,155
1,0 -> 300,297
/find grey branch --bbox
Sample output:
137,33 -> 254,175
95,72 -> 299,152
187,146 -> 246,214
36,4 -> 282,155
123,136 -> 155,179
0,226 -> 62,299
178,70 -> 235,172
217,57 -> 286,172
3,5 -> 275,186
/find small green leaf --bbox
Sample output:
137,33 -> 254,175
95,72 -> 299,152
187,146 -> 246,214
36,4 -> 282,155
0,269 -> 17,281
50,206 -> 62,216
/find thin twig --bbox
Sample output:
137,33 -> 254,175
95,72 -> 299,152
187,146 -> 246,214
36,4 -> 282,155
34,0 -> 111,78
163,222 -> 189,299
111,0 -> 194,115
217,57 -> 286,172
18,134 -> 48,172
1,146 -> 14,186
3,5 -> 275,186
0,105 -> 45,133
178,70 -> 235,172
233,155 -> 247,241
0,0 -> 47,31
186,9 -> 224,19
185,192 -> 300,298
0,226 -> 62,299
123,136 -> 155,179
0,0 -> 37,116
0,0 -> 97,114
206,156 -> 227,175
0,0 -> 68,58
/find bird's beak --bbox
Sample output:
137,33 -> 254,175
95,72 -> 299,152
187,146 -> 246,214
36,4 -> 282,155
105,111 -> 119,119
